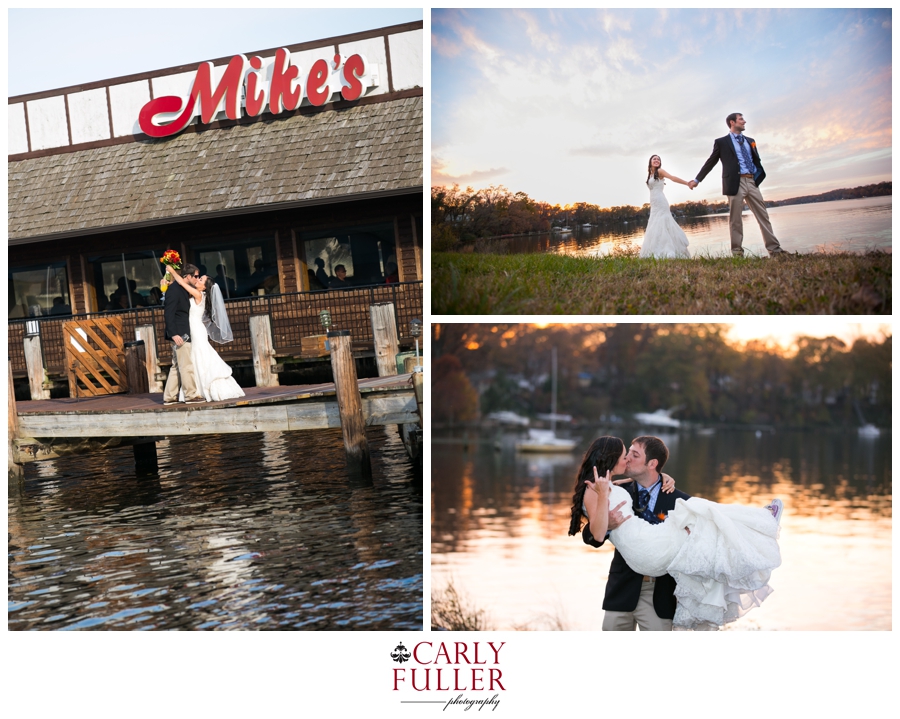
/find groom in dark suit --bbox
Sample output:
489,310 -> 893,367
583,436 -> 690,631
688,113 -> 786,257
162,263 -> 205,406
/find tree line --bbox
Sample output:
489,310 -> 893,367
432,182 -> 891,247
768,182 -> 891,207
432,324 -> 891,429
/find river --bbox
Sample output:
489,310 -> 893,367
432,427 -> 891,631
9,427 -> 423,630
482,196 -> 891,257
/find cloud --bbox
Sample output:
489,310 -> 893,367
432,9 -> 891,206
432,32 -> 463,58
513,9 -> 561,53
432,158 -> 510,186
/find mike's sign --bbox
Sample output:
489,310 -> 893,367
139,49 -> 377,138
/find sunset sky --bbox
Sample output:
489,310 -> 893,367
519,320 -> 890,352
432,8 -> 892,207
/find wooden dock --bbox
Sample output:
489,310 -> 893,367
8,301 -> 423,481
12,374 -> 417,464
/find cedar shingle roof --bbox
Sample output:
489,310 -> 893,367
9,96 -> 422,242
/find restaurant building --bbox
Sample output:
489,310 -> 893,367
8,21 -> 423,384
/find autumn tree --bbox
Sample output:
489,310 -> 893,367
432,355 -> 479,424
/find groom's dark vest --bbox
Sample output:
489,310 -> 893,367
695,134 -> 766,197
163,281 -> 192,340
582,481 -> 691,619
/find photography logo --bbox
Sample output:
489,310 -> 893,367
390,640 -> 505,711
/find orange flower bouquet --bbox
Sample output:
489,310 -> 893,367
160,249 -> 182,292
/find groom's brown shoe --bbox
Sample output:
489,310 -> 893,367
185,397 -> 206,404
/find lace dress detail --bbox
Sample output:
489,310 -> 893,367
606,484 -> 781,629
187,294 -> 245,402
640,176 -> 691,258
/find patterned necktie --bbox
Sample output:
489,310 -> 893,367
636,487 -> 660,524
736,134 -> 755,175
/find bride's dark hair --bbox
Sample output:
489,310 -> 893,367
646,155 -> 661,185
567,436 -> 626,536
203,277 -> 214,318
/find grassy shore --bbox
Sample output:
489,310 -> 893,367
432,250 -> 891,314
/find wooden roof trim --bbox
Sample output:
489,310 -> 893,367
8,87 -> 422,162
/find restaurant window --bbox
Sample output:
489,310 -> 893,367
193,235 -> 279,298
301,222 -> 397,290
9,262 -> 71,318
90,250 -> 170,311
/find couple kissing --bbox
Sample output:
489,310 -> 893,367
569,435 -> 783,631
162,263 -> 245,406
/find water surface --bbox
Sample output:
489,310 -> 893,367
484,196 -> 890,257
10,428 -> 423,630
432,427 -> 891,631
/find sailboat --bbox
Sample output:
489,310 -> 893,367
516,347 -> 577,453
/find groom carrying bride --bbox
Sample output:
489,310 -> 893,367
688,112 -> 788,258
582,436 -> 689,631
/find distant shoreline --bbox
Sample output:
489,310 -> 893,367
467,194 -> 889,241
432,183 -> 890,249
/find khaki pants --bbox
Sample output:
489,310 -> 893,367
728,176 -> 784,256
163,340 -> 201,403
602,578 -> 673,631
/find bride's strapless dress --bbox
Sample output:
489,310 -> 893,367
606,484 -> 781,629
640,177 -> 690,258
183,294 -> 245,402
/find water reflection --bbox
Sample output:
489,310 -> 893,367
10,428 -> 423,630
466,196 -> 891,258
432,428 -> 891,630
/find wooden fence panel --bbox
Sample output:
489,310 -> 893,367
63,317 -> 127,397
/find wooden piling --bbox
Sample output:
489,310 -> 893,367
133,441 -> 158,473
412,371 -> 424,425
9,360 -> 24,483
23,334 -> 50,400
370,303 -> 400,377
327,330 -> 371,478
135,324 -> 164,393
124,340 -> 150,394
250,315 -> 279,388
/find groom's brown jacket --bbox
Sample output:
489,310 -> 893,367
582,482 -> 691,619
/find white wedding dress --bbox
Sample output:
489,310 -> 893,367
184,294 -> 245,402
606,484 -> 781,630
640,176 -> 691,258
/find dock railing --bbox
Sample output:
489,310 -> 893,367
9,281 -> 423,377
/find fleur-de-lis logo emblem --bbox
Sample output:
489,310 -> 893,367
391,643 -> 412,663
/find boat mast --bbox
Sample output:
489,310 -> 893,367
551,346 -> 557,434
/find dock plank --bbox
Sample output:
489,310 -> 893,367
14,374 -> 419,438
16,374 -> 415,415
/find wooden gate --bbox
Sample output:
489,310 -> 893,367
63,317 -> 127,397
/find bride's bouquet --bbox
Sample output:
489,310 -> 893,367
159,250 -> 182,293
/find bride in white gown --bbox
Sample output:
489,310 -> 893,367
571,436 -> 781,630
640,155 -> 691,258
168,268 -> 245,402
